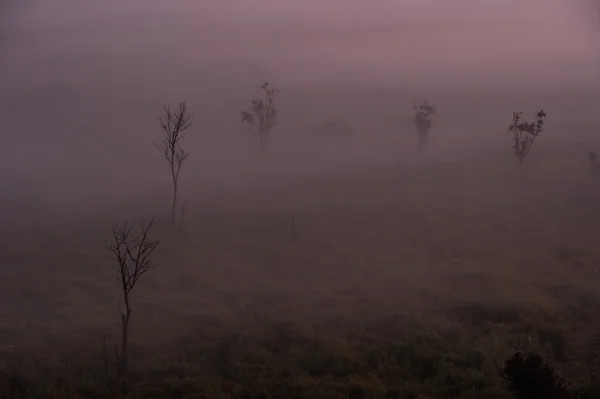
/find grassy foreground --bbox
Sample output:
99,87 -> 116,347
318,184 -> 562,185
1,144 -> 600,398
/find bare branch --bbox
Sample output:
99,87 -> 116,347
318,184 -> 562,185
106,218 -> 160,300
156,102 -> 193,226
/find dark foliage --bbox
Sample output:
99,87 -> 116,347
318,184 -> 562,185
507,110 -> 546,171
412,99 -> 436,151
500,352 -> 571,399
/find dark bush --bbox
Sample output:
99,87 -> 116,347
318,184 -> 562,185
500,352 -> 571,399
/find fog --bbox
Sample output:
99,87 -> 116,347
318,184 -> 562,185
1,0 -> 599,212
5,4 -> 600,391
4,1 -> 599,86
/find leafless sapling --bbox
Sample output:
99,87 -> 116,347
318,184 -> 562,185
155,102 -> 192,227
507,110 -> 546,173
106,218 -> 160,376
413,99 -> 436,152
241,81 -> 279,153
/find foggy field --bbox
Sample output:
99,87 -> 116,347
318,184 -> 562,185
2,120 -> 600,396
3,0 -> 600,396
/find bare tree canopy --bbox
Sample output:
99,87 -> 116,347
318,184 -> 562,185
155,102 -> 192,227
107,218 -> 160,297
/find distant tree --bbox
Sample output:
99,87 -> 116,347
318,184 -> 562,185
508,110 -> 546,174
412,99 -> 436,152
106,218 -> 160,376
155,102 -> 192,227
241,81 -> 279,153
500,352 -> 572,399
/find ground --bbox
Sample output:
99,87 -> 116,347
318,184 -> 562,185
1,134 -> 600,398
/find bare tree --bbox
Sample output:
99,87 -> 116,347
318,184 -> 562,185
105,218 -> 160,376
508,110 -> 546,173
413,99 -> 436,152
155,102 -> 192,227
241,81 -> 279,153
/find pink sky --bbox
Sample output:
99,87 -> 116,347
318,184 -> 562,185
4,0 -> 600,88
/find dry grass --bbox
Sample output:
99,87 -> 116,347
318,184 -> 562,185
1,139 -> 600,398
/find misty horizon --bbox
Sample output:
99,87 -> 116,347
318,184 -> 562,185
1,0 -> 599,208
2,0 -> 599,89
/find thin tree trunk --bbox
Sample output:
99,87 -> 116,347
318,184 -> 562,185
264,130 -> 269,152
171,177 -> 178,227
417,132 -> 428,153
103,338 -> 109,375
120,308 -> 131,376
170,144 -> 178,226
259,129 -> 269,154
179,199 -> 187,234
519,159 -> 523,175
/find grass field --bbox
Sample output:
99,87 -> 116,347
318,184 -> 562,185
1,131 -> 600,398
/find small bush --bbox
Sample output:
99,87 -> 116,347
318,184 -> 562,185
500,352 -> 571,399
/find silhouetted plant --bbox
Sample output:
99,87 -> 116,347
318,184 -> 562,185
500,352 -> 571,399
413,99 -> 436,152
241,81 -> 278,153
155,102 -> 192,228
106,218 -> 160,376
507,110 -> 546,174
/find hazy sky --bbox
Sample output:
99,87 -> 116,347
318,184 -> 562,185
2,0 -> 599,90
1,0 -> 599,205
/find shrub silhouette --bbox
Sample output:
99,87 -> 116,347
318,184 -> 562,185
412,98 -> 436,152
500,352 -> 571,399
241,81 -> 279,153
507,110 -> 546,174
